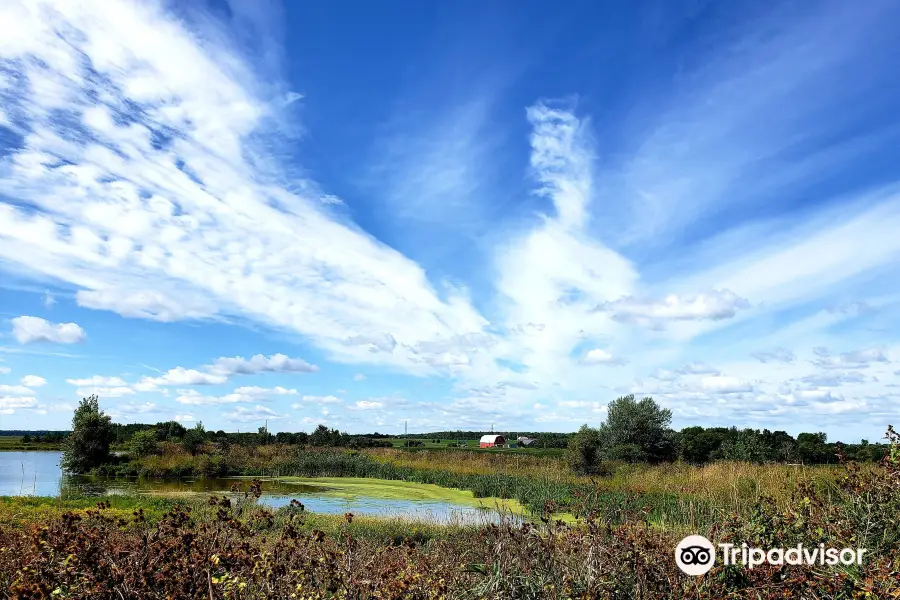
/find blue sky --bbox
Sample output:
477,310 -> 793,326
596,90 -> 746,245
1,0 -> 899,440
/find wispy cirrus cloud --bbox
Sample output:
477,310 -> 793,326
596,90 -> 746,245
0,0 -> 490,377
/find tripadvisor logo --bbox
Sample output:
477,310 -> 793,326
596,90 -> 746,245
675,535 -> 867,576
675,535 -> 716,575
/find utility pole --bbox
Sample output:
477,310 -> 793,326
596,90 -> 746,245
404,420 -> 408,448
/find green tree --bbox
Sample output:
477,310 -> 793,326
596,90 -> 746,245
599,395 -> 675,463
310,424 -> 331,447
155,420 -> 187,442
21,434 -> 32,444
718,429 -> 772,463
567,425 -> 603,474
61,395 -> 114,473
182,422 -> 207,456
129,429 -> 158,457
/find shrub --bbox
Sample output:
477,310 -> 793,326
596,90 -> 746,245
61,395 -> 114,474
129,429 -> 158,458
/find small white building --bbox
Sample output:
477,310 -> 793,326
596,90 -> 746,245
517,436 -> 537,447
479,434 -> 506,448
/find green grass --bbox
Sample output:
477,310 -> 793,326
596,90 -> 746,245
278,476 -> 528,513
0,435 -> 63,451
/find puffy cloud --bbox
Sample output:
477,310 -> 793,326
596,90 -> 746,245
353,374 -> 366,382
594,290 -> 750,328
295,395 -> 343,406
232,386 -> 298,397
351,400 -> 384,410
699,376 -> 755,394
176,385 -> 297,405
582,349 -> 627,366
75,386 -> 135,398
222,405 -> 285,423
0,396 -> 37,413
137,367 -> 227,389
11,316 -> 85,344
66,376 -> 128,387
174,414 -> 196,422
0,384 -> 34,395
20,375 -> 47,387
208,354 -> 318,376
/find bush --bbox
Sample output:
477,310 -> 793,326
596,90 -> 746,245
129,429 -> 158,458
567,425 -> 603,474
61,395 -> 114,474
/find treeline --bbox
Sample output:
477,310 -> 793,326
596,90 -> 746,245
677,427 -> 887,464
117,422 -> 392,457
399,431 -> 571,448
18,432 -> 68,444
569,395 -> 891,473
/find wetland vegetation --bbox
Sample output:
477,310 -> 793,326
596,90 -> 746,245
2,395 -> 898,598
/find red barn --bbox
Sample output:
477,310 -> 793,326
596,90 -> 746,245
479,434 -> 506,448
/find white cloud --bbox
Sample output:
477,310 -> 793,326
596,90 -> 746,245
232,385 -> 298,396
352,373 -> 366,382
75,386 -> 135,398
0,396 -> 37,413
175,385 -> 297,406
174,414 -> 195,422
222,404 -> 284,422
0,366 -> 9,375
596,290 -> 750,329
0,384 -> 34,395
699,376 -> 755,394
351,400 -> 383,410
208,354 -> 318,376
20,375 -> 46,387
138,367 -> 227,389
10,316 -> 85,344
582,349 -> 627,366
66,376 -> 128,387
75,288 -> 217,322
296,395 -> 343,405
0,0 -> 489,378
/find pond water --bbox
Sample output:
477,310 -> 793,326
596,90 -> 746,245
0,451 -> 517,525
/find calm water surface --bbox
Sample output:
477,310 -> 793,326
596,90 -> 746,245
0,451 -> 510,524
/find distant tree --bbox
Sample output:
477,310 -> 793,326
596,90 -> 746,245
21,434 -> 31,444
567,425 -> 604,474
797,432 -> 834,464
181,422 -> 207,456
310,424 -> 331,447
155,420 -> 187,442
129,429 -> 158,457
718,429 -> 771,463
62,395 -> 114,473
599,395 -> 676,463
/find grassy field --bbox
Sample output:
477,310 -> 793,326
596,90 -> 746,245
0,435 -> 64,451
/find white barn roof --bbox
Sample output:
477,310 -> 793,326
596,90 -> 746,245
480,434 -> 504,444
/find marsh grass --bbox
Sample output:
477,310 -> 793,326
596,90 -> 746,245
100,444 -> 850,531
